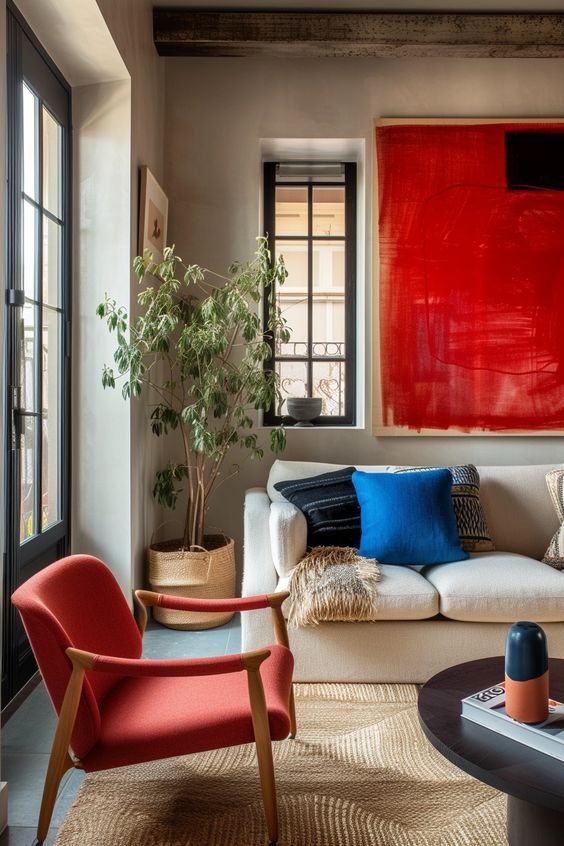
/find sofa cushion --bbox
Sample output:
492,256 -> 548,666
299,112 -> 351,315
274,467 -> 360,548
543,469 -> 564,571
425,552 -> 564,622
389,464 -> 494,553
267,460 -> 388,502
352,469 -> 468,566
476,465 -> 562,560
267,461 -> 564,560
276,563 -> 439,621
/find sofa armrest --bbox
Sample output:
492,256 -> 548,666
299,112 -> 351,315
243,488 -> 278,596
270,501 -> 307,578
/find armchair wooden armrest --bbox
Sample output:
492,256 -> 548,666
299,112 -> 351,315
134,589 -> 291,648
66,646 -> 271,677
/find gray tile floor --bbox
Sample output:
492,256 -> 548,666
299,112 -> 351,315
0,616 -> 242,845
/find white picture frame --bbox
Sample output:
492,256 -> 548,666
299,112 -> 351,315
138,166 -> 168,262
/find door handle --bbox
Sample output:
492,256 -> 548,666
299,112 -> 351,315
13,407 -> 41,440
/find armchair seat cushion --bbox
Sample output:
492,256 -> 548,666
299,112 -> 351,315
82,644 -> 294,772
425,552 -> 564,623
277,564 -> 439,621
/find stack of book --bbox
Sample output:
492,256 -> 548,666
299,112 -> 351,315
461,682 -> 564,762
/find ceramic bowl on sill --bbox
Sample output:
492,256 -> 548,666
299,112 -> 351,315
286,397 -> 322,427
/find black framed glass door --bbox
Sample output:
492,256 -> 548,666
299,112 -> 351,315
3,6 -> 71,705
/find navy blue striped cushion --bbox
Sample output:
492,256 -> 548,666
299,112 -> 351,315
274,467 -> 360,548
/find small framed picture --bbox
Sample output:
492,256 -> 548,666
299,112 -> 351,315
138,166 -> 168,262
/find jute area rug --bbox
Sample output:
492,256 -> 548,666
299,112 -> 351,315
55,683 -> 507,846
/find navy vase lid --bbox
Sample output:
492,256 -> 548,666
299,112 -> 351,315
505,621 -> 548,681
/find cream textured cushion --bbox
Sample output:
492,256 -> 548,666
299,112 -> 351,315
269,501 -> 307,577
276,563 -> 439,621
476,464 -> 562,560
425,552 -> 564,623
543,469 -> 564,570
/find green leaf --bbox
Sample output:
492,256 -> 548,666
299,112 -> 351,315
100,239 -> 288,544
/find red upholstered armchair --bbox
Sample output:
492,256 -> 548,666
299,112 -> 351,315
11,554 -> 295,845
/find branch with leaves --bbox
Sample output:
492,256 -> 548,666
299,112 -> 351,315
97,237 -> 288,549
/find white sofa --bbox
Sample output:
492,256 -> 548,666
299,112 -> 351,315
242,461 -> 564,683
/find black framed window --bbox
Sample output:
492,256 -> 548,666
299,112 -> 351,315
4,3 -> 71,705
263,161 -> 356,426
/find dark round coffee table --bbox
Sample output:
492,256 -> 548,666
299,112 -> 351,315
418,657 -> 564,846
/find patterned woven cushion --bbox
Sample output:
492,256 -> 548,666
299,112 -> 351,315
543,470 -> 564,570
389,464 -> 495,553
274,467 -> 360,549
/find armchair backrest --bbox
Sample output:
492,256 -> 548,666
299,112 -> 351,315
12,554 -> 142,759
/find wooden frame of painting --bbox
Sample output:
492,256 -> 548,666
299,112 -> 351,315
138,166 -> 168,263
373,117 -> 564,436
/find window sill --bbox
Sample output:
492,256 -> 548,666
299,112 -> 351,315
260,424 -> 364,431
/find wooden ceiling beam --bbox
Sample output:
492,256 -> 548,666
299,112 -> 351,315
153,10 -> 564,58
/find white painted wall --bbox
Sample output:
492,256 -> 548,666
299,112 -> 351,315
95,0 -> 166,590
163,56 -> 564,576
72,78 -> 133,596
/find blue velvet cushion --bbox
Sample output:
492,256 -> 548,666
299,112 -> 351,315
351,469 -> 469,566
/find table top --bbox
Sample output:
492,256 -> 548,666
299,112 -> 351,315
418,657 -> 564,812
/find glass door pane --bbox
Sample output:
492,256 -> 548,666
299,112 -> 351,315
42,106 -> 62,217
41,307 -> 61,530
22,83 -> 38,201
42,216 -> 61,306
20,417 -> 36,542
22,199 -> 38,299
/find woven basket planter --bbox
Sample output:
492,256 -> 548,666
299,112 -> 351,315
148,534 -> 235,630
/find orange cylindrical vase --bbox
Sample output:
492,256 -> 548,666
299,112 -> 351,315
505,670 -> 549,724
505,621 -> 549,724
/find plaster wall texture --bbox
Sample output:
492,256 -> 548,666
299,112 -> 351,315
72,78 -> 132,597
95,0 -> 166,590
163,56 -> 564,575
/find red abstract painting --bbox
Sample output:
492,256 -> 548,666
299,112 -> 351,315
376,120 -> 564,434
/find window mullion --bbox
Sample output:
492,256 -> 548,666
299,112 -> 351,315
34,98 -> 43,534
344,162 -> 357,427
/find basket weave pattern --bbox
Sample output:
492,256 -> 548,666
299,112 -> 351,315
148,535 -> 236,630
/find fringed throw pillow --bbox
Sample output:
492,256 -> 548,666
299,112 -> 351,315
543,470 -> 564,570
389,464 -> 494,553
288,546 -> 381,628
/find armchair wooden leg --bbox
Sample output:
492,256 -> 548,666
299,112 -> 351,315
289,685 -> 297,739
36,656 -> 87,843
245,652 -> 279,845
36,752 -> 74,843
254,730 -> 278,845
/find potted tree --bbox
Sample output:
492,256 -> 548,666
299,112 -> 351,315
97,237 -> 288,629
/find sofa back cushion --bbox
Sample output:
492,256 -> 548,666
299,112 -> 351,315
268,461 -> 388,502
476,465 -> 562,560
267,460 -> 563,561
389,464 -> 494,553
